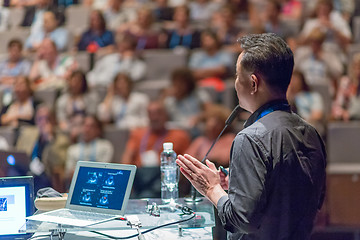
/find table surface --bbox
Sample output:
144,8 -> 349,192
21,198 -> 215,235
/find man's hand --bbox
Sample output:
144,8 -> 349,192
176,154 -> 227,206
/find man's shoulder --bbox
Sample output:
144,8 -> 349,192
240,111 -> 314,137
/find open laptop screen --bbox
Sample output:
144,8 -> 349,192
0,176 -> 34,239
70,166 -> 131,211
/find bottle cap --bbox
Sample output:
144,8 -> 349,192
163,142 -> 173,150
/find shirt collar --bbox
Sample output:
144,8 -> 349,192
244,99 -> 291,128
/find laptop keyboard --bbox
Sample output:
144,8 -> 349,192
44,209 -> 117,222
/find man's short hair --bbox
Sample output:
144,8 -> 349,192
8,39 -> 23,50
238,33 -> 294,94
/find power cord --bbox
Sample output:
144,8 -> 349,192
90,211 -> 196,239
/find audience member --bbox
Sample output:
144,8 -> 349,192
103,0 -> 136,31
280,0 -> 303,21
122,100 -> 191,198
287,71 -> 324,126
162,67 -> 210,130
16,105 -> 70,192
25,10 -> 69,52
0,76 -> 39,127
332,53 -> 360,121
185,104 -> 235,167
87,35 -> 146,87
227,0 -> 253,21
56,70 -> 99,135
97,73 -> 149,129
299,0 -> 351,54
122,100 -> 190,167
295,28 -> 342,89
118,8 -> 160,50
153,0 -> 174,22
188,0 -> 221,22
0,39 -> 31,88
210,6 -> 243,47
189,30 -> 234,92
161,5 -> 201,49
65,115 -> 114,180
77,10 -> 115,53
29,38 -> 78,90
21,0 -> 65,33
262,0 -> 296,40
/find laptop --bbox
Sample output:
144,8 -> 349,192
27,161 -> 136,227
0,151 -> 31,177
0,176 -> 35,240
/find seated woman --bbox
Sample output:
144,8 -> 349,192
56,70 -> 99,141
97,73 -> 149,129
118,7 -> 160,50
77,10 -> 115,53
162,67 -> 211,130
287,70 -> 324,126
185,104 -> 236,168
0,76 -> 40,127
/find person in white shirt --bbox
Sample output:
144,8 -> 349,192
86,35 -> 146,87
299,0 -> 351,56
97,73 -> 149,129
65,115 -> 114,180
25,10 -> 69,52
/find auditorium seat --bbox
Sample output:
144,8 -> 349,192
34,89 -> 59,108
0,126 -> 16,147
0,28 -> 30,54
142,49 -> 188,80
103,125 -> 129,163
327,121 -> 360,163
8,7 -> 25,29
65,5 -> 91,36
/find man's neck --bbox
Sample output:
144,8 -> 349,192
250,93 -> 287,113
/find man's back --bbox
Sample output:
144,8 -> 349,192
225,110 -> 326,240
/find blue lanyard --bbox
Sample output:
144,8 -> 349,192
255,103 -> 290,123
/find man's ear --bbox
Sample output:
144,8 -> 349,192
250,74 -> 259,94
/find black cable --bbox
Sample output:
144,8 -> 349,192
90,213 -> 196,239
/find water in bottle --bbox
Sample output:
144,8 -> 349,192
160,142 -> 179,204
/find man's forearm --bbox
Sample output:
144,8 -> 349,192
206,184 -> 228,207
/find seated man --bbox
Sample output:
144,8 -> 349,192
16,105 -> 70,193
122,100 -> 191,198
65,115 -> 114,183
0,39 -> 31,88
29,38 -> 78,91
86,35 -> 146,87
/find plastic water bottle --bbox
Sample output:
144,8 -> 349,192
160,142 -> 179,204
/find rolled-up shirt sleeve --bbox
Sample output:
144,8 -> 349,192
217,133 -> 269,234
